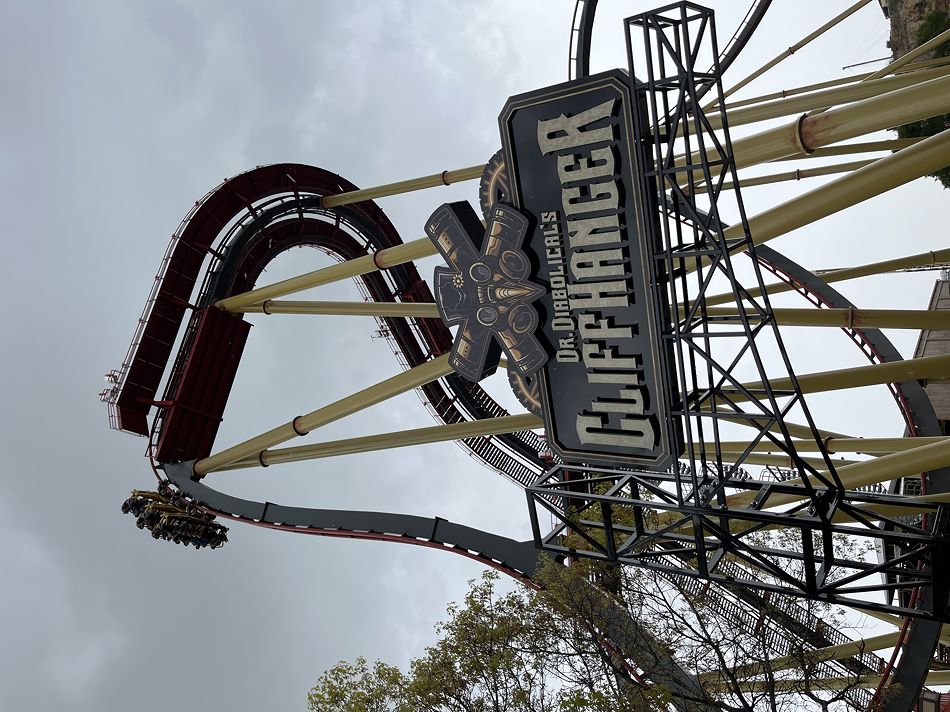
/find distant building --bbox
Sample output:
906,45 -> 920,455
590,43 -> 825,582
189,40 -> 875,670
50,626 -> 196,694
913,275 -> 950,435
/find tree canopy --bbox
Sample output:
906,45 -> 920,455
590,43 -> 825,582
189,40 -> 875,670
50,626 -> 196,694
895,9 -> 950,189
309,556 -> 882,712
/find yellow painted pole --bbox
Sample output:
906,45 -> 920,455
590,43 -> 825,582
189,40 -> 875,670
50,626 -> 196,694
694,74 -> 950,170
221,414 -> 543,470
728,129 -> 950,250
772,138 -> 921,160
708,0 -> 874,108
681,132 -> 950,284
235,300 -> 441,318
688,159 -> 873,194
691,436 -> 949,455
724,55 -> 950,110
194,354 -> 454,475
706,66 -> 950,131
863,26 -> 950,82
728,437 -> 950,508
705,668 -> 950,693
700,632 -> 900,681
663,491 -> 947,540
704,247 -> 950,307
724,453 -> 854,468
215,237 -> 438,312
718,415 -> 852,443
727,352 -> 950,401
320,165 -> 484,208
854,608 -> 904,627
689,307 -> 950,330
801,30 -> 950,121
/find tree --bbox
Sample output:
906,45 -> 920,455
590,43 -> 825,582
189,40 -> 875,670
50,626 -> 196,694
309,566 -> 667,712
894,9 -> 950,189
308,553 -> 884,712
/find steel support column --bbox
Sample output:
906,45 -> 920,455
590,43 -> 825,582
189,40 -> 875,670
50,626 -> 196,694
235,300 -> 441,318
215,237 -> 438,312
220,414 -> 543,469
194,354 -> 454,474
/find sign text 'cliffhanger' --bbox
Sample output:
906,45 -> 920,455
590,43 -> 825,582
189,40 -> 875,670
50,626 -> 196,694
499,70 -> 679,469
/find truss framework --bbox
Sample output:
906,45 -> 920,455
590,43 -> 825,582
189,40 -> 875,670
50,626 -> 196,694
526,2 -> 950,621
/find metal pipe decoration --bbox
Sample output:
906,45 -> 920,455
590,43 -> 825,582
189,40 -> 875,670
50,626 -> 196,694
194,354 -> 454,474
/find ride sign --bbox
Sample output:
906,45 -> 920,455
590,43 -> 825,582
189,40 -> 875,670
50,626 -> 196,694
498,70 -> 680,470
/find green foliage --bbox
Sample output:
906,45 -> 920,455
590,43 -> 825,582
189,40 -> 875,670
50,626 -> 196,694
918,10 -> 950,58
307,657 -> 407,712
308,569 -> 666,712
894,9 -> 950,188
309,559 -> 879,711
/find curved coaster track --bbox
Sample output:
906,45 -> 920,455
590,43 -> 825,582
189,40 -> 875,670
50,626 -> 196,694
105,159 -> 931,711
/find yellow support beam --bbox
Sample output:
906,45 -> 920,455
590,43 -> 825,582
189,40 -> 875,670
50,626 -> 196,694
691,436 -> 949,455
717,415 -> 852,443
724,56 -> 950,110
709,0 -> 873,107
863,26 -> 950,82
700,632 -> 900,681
320,165 -> 484,209
215,237 -> 438,312
704,247 -> 950,307
707,66 -> 950,131
735,352 -> 950,399
689,307 -> 950,330
706,668 -> 950,693
689,159 -> 872,194
194,354 -> 454,475
771,138 -> 921,160
688,74 -> 950,171
728,436 -> 950,508
663,491 -> 945,540
235,300 -> 440,318
724,129 -> 950,251
221,414 -> 543,470
679,129 -> 950,280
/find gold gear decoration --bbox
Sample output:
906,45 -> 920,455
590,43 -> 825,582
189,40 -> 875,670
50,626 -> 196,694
478,149 -> 510,218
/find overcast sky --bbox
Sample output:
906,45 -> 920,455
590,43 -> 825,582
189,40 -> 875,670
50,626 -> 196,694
2,1 -> 947,710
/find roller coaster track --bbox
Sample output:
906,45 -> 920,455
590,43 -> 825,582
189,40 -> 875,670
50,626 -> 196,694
109,163 -> 714,709
105,157 -> 945,708
93,2 -> 946,705
103,160 -> 815,703
104,162 -> 550,574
